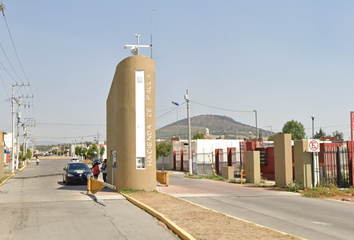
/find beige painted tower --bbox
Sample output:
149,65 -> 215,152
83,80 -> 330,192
107,55 -> 156,191
294,140 -> 312,188
274,134 -> 293,187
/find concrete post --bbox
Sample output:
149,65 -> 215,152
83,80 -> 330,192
294,140 -> 313,188
274,134 -> 293,187
245,151 -> 261,183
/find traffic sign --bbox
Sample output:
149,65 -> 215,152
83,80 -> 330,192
308,139 -> 320,152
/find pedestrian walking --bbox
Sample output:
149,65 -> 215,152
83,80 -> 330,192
101,159 -> 107,182
91,161 -> 100,179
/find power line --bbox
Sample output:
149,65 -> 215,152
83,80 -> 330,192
0,72 -> 9,98
3,14 -> 31,85
190,100 -> 254,113
156,102 -> 186,120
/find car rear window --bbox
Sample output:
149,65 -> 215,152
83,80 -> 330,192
68,163 -> 89,170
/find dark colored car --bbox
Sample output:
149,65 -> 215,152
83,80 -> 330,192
62,162 -> 91,185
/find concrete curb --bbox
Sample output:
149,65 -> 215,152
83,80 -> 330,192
0,163 -> 29,187
121,193 -> 196,240
0,173 -> 15,187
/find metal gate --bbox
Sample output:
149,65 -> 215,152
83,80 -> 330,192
319,146 -> 351,188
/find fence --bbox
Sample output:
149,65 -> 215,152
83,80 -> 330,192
318,146 -> 351,188
193,148 -> 244,176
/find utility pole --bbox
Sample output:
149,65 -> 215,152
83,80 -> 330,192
23,122 -> 27,157
11,84 -> 15,173
16,97 -> 21,170
11,83 -> 32,172
184,90 -> 192,175
97,132 -> 100,159
63,137 -> 65,156
81,137 -> 83,160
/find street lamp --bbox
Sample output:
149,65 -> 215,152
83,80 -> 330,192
311,115 -> 315,138
172,101 -> 179,138
184,90 -> 192,175
253,110 -> 258,140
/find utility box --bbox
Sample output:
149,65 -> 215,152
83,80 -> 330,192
222,166 -> 234,180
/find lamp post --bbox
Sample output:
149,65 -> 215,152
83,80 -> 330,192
172,101 -> 179,138
184,90 -> 192,175
311,115 -> 315,138
253,110 -> 258,140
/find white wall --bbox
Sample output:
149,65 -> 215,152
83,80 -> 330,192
195,139 -> 241,153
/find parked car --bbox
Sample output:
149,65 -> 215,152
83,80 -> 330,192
62,162 -> 91,185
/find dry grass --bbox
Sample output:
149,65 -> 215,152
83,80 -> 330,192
127,191 -> 302,240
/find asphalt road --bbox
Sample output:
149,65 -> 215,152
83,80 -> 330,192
158,172 -> 354,240
0,159 -> 177,240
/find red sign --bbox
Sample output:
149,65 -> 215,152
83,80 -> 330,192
308,140 -> 319,152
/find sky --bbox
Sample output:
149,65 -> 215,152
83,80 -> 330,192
0,0 -> 354,145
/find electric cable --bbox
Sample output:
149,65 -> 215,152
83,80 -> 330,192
190,100 -> 254,113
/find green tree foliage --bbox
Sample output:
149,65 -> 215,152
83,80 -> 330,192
268,132 -> 282,141
192,130 -> 205,140
314,128 -> 327,139
75,146 -> 82,156
313,128 -> 343,140
87,144 -> 98,159
332,131 -> 343,140
156,142 -> 173,171
25,148 -> 32,160
81,148 -> 88,159
100,146 -> 105,157
156,142 -> 173,160
282,120 -> 306,140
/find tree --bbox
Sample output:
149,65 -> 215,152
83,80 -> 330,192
282,120 -> 306,140
25,148 -> 32,160
314,128 -> 327,139
156,142 -> 173,171
332,131 -> 343,140
268,132 -> 282,141
100,146 -> 105,157
81,148 -> 88,159
87,144 -> 98,159
75,146 -> 82,156
192,130 -> 205,140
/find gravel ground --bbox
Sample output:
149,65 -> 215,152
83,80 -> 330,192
128,191 -> 303,240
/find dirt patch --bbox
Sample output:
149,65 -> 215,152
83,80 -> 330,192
329,195 -> 354,202
127,192 -> 302,240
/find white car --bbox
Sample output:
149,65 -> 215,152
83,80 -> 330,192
71,157 -> 79,162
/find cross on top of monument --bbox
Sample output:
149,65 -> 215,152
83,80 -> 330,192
124,34 -> 151,56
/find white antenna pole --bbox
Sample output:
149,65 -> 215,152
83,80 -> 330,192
150,0 -> 154,59
136,34 -> 140,55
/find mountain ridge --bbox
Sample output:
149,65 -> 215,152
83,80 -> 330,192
157,114 -> 272,140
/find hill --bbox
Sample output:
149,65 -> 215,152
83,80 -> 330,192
156,114 -> 273,140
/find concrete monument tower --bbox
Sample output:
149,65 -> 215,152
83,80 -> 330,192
107,42 -> 156,191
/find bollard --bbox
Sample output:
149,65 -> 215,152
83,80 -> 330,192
87,176 -> 116,194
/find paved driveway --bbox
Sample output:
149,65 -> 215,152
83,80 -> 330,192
0,159 -> 177,240
158,172 -> 354,240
